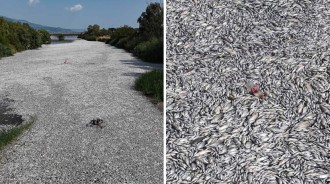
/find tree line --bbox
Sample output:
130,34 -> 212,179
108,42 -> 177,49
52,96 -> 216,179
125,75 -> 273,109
0,17 -> 51,59
78,3 -> 163,63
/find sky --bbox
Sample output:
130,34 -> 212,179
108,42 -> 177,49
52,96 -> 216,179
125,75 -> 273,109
0,0 -> 162,29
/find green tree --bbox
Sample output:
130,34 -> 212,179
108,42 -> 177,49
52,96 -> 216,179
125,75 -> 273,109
17,25 -> 31,50
87,24 -> 100,35
137,3 -> 163,39
98,28 -> 110,36
0,18 -> 10,46
78,24 -> 101,41
111,25 -> 136,40
29,28 -> 42,49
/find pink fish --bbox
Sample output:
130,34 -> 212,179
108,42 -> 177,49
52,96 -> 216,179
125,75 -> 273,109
250,85 -> 259,94
246,81 -> 264,100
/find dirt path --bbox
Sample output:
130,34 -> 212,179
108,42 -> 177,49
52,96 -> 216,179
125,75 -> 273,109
0,40 -> 163,183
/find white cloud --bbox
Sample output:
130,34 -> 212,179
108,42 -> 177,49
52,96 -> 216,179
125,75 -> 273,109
70,4 -> 83,12
28,0 -> 39,7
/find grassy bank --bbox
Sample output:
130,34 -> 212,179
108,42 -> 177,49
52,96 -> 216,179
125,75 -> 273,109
0,116 -> 36,151
135,70 -> 163,102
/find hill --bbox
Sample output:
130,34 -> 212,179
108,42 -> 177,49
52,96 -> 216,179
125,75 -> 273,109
1,16 -> 84,33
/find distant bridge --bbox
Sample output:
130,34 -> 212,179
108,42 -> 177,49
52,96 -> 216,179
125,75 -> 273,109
50,32 -> 83,40
50,32 -> 82,36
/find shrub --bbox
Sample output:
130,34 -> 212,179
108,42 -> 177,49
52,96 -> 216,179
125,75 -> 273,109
7,44 -> 17,54
29,29 -> 42,49
0,43 -> 13,58
135,70 -> 163,102
115,37 -> 129,49
105,39 -> 112,44
17,26 -> 32,50
124,36 -> 143,52
133,37 -> 163,63
0,17 -> 47,59
38,29 -> 51,44
84,35 -> 97,41
109,38 -> 120,46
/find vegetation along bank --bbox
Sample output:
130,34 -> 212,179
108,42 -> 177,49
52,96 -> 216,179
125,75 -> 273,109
0,17 -> 51,59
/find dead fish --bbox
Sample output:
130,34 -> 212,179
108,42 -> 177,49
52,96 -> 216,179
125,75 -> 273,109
295,120 -> 314,131
194,149 -> 210,157
297,102 -> 304,114
248,112 -> 259,123
206,25 -> 214,30
240,108 -> 250,118
211,114 -> 223,123
320,117 -> 327,129
264,90 -> 272,98
253,91 -> 265,100
166,1 -> 330,182
214,105 -> 222,114
305,82 -> 313,93
320,103 -> 330,115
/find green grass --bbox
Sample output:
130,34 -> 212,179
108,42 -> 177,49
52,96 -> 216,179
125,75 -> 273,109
135,70 -> 163,102
0,115 -> 36,151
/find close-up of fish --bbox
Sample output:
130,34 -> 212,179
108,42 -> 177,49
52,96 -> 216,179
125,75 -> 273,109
166,0 -> 330,183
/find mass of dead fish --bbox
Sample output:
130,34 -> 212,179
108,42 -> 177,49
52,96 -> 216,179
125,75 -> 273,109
166,0 -> 330,183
